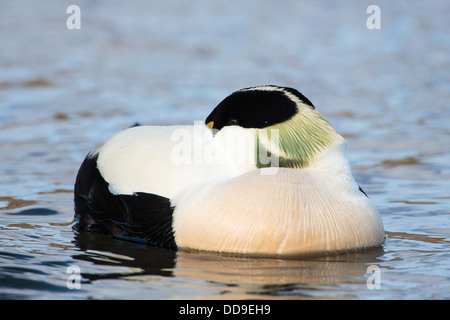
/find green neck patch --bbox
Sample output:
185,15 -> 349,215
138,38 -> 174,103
256,108 -> 342,169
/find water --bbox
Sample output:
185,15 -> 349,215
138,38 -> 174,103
1,0 -> 449,300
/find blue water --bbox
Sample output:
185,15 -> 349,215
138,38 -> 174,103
0,0 -> 449,299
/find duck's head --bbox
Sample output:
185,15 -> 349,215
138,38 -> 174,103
205,85 -> 344,168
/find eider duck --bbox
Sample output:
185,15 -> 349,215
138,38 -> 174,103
74,85 -> 385,256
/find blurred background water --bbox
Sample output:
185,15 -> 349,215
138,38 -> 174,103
0,0 -> 449,299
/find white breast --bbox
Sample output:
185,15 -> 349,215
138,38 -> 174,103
172,146 -> 385,256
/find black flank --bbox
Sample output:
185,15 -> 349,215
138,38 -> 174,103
74,153 -> 177,249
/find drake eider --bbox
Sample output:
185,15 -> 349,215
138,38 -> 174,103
74,85 -> 385,256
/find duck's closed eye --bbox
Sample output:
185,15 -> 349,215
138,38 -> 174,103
227,119 -> 239,126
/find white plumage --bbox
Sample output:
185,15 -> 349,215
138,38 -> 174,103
74,85 -> 385,256
172,140 -> 384,255
96,124 -> 257,198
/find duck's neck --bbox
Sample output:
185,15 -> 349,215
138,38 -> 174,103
307,140 -> 352,175
256,110 -> 345,169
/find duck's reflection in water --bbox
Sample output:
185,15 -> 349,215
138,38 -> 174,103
73,230 -> 384,297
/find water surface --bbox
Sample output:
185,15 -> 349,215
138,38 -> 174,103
0,0 -> 449,299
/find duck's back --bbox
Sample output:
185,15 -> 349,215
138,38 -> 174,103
96,125 -> 243,198
74,124 -> 249,247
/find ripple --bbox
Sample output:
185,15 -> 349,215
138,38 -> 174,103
380,156 -> 426,168
4,208 -> 59,216
0,197 -> 37,210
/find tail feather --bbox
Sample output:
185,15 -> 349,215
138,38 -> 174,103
74,153 -> 177,249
